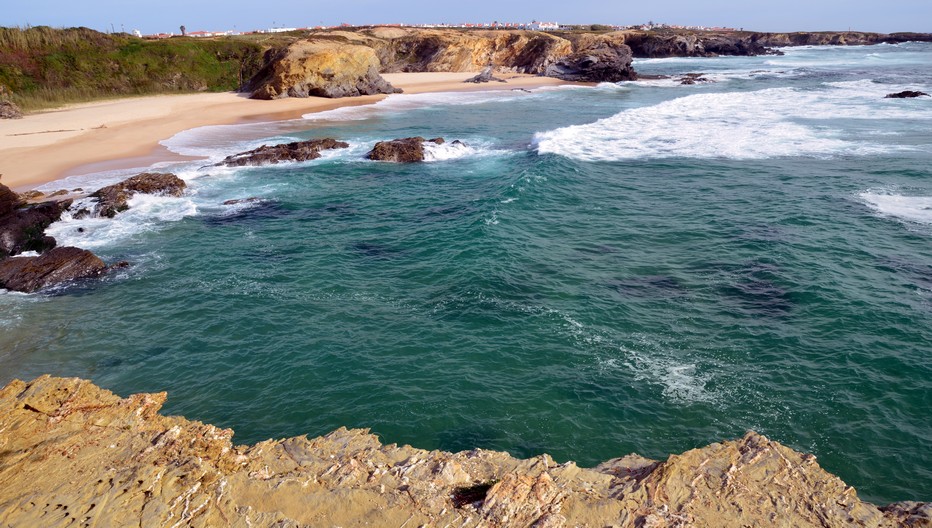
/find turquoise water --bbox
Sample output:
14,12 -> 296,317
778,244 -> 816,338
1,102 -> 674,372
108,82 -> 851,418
3,43 -> 931,503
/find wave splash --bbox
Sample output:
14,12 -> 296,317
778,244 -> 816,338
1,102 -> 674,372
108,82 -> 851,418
533,84 -> 925,161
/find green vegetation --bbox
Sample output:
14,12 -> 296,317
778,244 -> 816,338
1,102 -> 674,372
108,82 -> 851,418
0,26 -> 283,111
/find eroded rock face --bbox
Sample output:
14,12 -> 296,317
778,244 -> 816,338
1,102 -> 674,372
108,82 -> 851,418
0,375 -> 927,527
90,172 -> 186,218
545,44 -> 637,82
218,138 -> 350,166
245,41 -> 401,99
623,31 -> 779,58
0,246 -> 106,292
367,137 -> 444,162
885,90 -> 930,99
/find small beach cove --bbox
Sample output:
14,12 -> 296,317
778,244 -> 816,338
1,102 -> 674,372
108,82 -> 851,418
0,72 -> 572,191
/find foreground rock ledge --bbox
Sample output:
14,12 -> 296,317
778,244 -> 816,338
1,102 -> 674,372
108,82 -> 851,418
0,376 -> 926,527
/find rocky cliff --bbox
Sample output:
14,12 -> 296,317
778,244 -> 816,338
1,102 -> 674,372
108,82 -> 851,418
243,40 -> 401,99
244,28 -> 637,99
0,376 -> 927,527
242,27 -> 932,99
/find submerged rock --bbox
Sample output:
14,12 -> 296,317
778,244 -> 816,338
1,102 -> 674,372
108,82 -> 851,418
885,90 -> 930,99
679,72 -> 714,84
90,172 -> 186,218
217,138 -> 349,167
367,137 -> 445,162
0,246 -> 106,292
0,375 -> 927,527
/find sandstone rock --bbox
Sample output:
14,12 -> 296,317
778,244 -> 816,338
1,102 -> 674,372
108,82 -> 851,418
0,246 -> 106,292
90,172 -> 186,218
885,91 -> 930,99
465,66 -> 507,83
544,44 -> 637,82
0,376 -> 925,528
367,137 -> 444,162
0,99 -> 23,119
217,138 -> 349,167
245,41 -> 401,99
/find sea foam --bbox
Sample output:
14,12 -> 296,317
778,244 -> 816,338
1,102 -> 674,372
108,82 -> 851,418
532,84 -> 925,161
46,193 -> 198,250
860,192 -> 932,225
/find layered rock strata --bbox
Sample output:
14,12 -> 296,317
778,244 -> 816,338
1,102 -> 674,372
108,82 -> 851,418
0,375 -> 927,527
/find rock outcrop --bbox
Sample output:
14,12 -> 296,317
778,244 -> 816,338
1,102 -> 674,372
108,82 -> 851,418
244,41 -> 401,99
367,136 -> 445,162
885,90 -> 930,99
0,182 -> 71,258
0,246 -> 106,292
465,66 -> 508,83
0,375 -> 927,527
0,99 -> 23,119
620,30 -> 778,58
545,44 -> 637,82
243,29 -> 639,97
217,138 -> 350,166
89,172 -> 186,218
0,173 -> 188,292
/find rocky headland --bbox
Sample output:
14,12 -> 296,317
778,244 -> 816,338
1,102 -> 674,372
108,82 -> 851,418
0,375 -> 927,527
239,27 -> 932,101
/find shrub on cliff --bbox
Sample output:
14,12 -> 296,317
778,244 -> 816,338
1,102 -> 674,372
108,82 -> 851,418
0,26 -> 270,111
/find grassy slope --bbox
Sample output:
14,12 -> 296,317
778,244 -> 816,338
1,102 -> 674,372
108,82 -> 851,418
0,26 -> 292,111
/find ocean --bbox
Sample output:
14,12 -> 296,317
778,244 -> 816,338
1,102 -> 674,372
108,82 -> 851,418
2,42 -> 930,504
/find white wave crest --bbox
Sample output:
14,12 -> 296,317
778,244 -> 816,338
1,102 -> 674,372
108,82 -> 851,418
46,193 -> 198,250
860,192 -> 932,225
422,140 -> 506,162
533,87 -> 900,161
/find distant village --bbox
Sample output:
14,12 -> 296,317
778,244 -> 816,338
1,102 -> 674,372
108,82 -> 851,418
138,21 -> 738,39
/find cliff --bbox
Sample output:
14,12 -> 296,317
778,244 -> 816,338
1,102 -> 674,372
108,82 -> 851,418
0,376 -> 927,527
243,28 -> 636,99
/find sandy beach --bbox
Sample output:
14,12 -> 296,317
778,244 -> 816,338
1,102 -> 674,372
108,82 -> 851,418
0,72 -> 571,192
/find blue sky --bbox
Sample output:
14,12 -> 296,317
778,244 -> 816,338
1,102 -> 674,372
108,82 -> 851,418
2,0 -> 929,35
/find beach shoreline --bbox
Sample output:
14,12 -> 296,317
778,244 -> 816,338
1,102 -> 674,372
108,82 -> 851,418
0,73 -> 574,192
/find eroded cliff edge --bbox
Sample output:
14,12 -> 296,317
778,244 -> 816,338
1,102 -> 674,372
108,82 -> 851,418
0,376 -> 928,527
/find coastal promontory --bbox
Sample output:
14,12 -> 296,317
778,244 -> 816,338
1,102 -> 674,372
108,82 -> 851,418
0,376 -> 927,527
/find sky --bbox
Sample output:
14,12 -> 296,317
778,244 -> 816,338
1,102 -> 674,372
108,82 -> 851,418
1,0 -> 929,35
